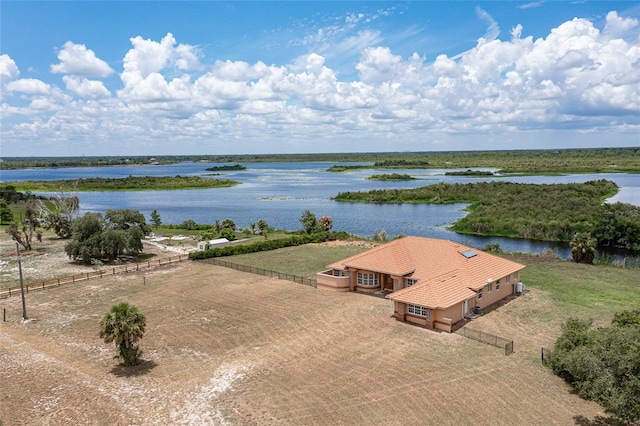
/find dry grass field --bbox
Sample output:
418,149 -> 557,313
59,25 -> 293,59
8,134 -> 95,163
0,257 -> 610,426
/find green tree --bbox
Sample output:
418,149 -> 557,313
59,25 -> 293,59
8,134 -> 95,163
150,209 -> 162,229
65,210 -> 147,264
593,203 -> 640,250
547,311 -> 640,423
0,200 -> 13,224
257,219 -> 269,238
200,228 -> 217,242
221,218 -> 236,231
65,213 -> 105,264
99,302 -> 146,366
299,210 -> 318,234
181,219 -> 197,230
105,209 -> 150,234
219,228 -> 236,241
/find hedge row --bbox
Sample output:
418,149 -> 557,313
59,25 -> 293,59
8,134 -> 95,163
189,233 -> 328,260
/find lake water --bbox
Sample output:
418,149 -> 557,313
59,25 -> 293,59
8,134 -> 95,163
2,162 -> 639,258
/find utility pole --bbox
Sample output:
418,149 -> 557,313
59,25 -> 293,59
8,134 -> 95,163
16,243 -> 28,320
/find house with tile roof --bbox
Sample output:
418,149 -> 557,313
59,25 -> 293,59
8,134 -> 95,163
316,236 -> 525,332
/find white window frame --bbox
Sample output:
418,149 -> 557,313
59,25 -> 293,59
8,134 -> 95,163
506,274 -> 510,284
487,282 -> 493,292
496,279 -> 501,290
513,272 -> 519,281
406,278 -> 418,287
477,288 -> 483,299
407,304 -> 427,317
357,272 -> 379,287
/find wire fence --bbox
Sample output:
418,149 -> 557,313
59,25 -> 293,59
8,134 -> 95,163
455,327 -> 514,355
0,254 -> 189,300
197,258 -> 317,288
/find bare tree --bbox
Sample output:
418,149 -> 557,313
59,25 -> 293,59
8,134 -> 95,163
37,183 -> 79,239
6,199 -> 42,251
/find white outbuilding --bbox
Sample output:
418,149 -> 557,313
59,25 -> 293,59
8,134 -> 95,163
197,238 -> 230,251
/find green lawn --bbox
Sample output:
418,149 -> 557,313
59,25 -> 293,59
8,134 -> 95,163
228,243 -> 373,279
518,257 -> 640,321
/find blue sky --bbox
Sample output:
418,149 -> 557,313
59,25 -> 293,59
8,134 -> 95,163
1,1 -> 639,156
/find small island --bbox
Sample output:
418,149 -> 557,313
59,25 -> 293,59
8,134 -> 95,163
204,164 -> 247,172
367,173 -> 416,181
444,170 -> 494,177
5,175 -> 240,192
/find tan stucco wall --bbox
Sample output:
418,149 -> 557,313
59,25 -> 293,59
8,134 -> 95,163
316,270 -> 351,292
475,269 -> 523,309
434,304 -> 462,327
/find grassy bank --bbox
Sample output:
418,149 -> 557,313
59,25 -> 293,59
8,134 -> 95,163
4,175 -> 240,192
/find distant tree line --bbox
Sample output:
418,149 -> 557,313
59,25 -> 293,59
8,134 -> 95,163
3,148 -> 638,173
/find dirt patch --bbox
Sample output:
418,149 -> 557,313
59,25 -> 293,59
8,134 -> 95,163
0,261 -> 608,425
316,240 -> 378,249
0,235 -> 174,289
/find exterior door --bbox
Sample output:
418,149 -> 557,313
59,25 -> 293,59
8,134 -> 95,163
384,276 -> 393,291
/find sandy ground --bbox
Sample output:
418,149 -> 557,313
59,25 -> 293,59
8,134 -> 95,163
0,252 -> 608,426
0,235 -> 192,289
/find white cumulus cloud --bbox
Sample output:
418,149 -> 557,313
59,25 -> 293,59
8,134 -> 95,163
118,32 -> 201,101
6,78 -> 51,95
0,54 -> 20,82
50,41 -> 114,77
62,76 -> 111,98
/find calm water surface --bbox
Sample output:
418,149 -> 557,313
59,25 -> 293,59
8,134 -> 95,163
2,162 -> 639,258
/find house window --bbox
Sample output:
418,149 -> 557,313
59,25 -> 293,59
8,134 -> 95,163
487,282 -> 493,292
333,269 -> 346,277
357,272 -> 379,287
513,272 -> 518,281
406,278 -> 418,287
496,279 -> 501,290
477,288 -> 483,299
407,304 -> 427,317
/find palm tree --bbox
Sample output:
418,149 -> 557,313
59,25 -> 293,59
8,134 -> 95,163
570,232 -> 596,264
99,302 -> 146,366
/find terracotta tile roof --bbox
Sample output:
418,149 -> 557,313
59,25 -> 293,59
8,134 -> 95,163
328,236 -> 525,309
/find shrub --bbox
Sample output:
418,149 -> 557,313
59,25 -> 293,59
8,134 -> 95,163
189,233 -> 327,260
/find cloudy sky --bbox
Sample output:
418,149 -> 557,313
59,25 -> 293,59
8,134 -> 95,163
1,1 -> 639,157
